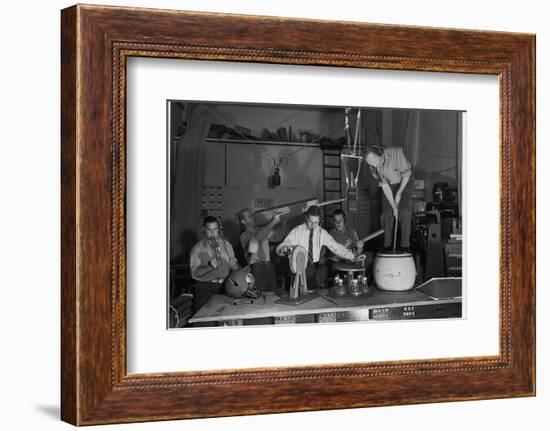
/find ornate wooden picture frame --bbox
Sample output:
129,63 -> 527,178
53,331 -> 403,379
61,4 -> 535,425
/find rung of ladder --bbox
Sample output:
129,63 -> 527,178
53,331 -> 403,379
324,177 -> 340,180
323,164 -> 340,168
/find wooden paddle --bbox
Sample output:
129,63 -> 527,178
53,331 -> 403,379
357,228 -> 385,245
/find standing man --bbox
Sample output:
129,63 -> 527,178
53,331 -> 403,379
276,205 -> 361,290
236,209 -> 280,292
364,146 -> 413,250
189,216 -> 240,312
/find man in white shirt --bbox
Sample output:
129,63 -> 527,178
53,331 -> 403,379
276,205 -> 361,290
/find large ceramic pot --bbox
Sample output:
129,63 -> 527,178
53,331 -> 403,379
373,251 -> 416,292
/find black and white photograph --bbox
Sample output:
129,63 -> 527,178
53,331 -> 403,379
168,101 -> 463,328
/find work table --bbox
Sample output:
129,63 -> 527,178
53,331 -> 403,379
188,278 -> 462,326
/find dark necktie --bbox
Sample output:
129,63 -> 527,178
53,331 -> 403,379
210,239 -> 221,260
308,228 -> 314,264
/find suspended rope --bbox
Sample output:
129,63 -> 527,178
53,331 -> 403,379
341,108 -> 365,193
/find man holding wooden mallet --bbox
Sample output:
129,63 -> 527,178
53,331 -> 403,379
364,145 -> 413,251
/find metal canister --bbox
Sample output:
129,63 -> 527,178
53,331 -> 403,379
332,275 -> 346,297
346,272 -> 353,289
349,279 -> 362,297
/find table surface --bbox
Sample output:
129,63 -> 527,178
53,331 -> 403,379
189,278 -> 462,323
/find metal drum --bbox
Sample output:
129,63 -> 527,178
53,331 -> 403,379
373,251 -> 416,292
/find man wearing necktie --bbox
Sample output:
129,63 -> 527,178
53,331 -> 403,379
276,205 -> 361,290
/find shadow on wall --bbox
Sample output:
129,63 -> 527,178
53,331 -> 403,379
34,405 -> 59,420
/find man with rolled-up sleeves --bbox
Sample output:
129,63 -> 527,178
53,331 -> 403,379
364,146 -> 413,251
189,216 -> 240,312
276,205 -> 362,290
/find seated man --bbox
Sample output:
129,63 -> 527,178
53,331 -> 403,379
328,209 -> 364,263
189,216 -> 240,312
236,209 -> 280,292
276,205 -> 362,290
327,209 -> 374,281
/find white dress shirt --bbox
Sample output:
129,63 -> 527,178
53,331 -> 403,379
276,223 -> 355,263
